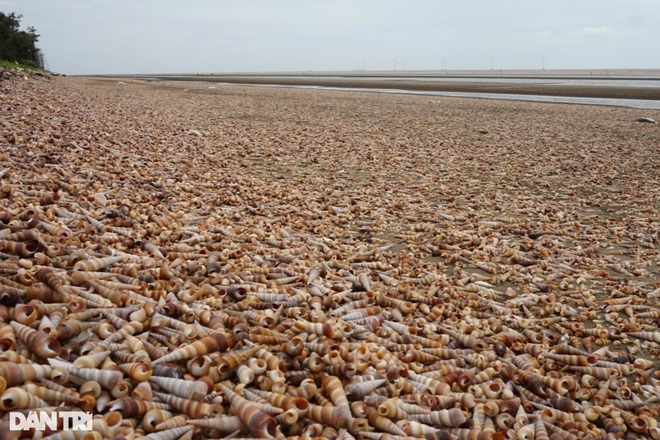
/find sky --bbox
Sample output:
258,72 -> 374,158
2,0 -> 659,75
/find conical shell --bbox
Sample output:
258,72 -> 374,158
216,344 -> 261,376
84,277 -> 129,306
186,415 -> 246,433
408,371 -> 451,396
541,352 -> 597,367
10,321 -> 62,359
534,416 -> 550,440
155,414 -> 189,431
73,255 -> 125,272
37,377 -> 81,400
153,391 -> 213,418
148,375 -> 208,400
142,409 -> 175,433
47,358 -> 123,388
108,397 -> 170,417
410,408 -> 468,428
217,383 -> 277,438
236,364 -> 255,384
275,408 -> 299,425
293,320 -> 339,339
322,375 -> 349,407
142,425 -> 193,440
0,362 -> 54,386
396,419 -> 438,436
0,387 -> 49,410
119,362 -> 153,381
152,332 -> 231,365
120,330 -> 151,363
365,407 -> 407,436
132,380 -> 154,400
73,350 -> 111,368
0,239 -> 39,258
13,304 -> 39,324
20,383 -> 80,404
91,411 -> 123,438
245,388 -> 309,414
306,403 -> 344,428
345,379 -> 386,399
626,331 -> 660,344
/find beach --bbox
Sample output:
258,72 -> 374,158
125,72 -> 660,102
1,71 -> 659,439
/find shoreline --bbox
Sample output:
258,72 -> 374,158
108,74 -> 660,101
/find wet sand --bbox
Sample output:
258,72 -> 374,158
119,74 -> 660,101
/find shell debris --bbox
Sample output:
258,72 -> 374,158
0,70 -> 659,439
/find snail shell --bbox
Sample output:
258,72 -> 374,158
119,362 -> 152,381
246,388 -> 309,414
0,387 -> 49,410
152,391 -> 214,419
0,362 -> 54,386
626,331 -> 660,344
217,383 -> 277,438
73,350 -> 111,368
93,411 -> 123,438
152,332 -> 231,365
140,425 -> 193,440
21,383 -> 80,404
378,400 -> 409,420
73,256 -> 125,272
47,358 -> 123,388
148,375 -> 208,400
186,415 -> 244,433
365,406 -> 407,436
10,321 -> 62,359
108,397 -> 170,417
236,364 -> 255,384
345,378 -> 386,399
142,409 -> 174,433
409,408 -> 468,428
322,374 -> 350,407
13,304 -> 39,324
534,417 -> 550,440
154,414 -> 189,431
216,344 -> 261,376
0,239 -> 39,258
132,380 -> 153,401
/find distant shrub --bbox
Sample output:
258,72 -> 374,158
0,12 -> 44,69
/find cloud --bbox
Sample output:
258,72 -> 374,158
579,26 -> 612,38
6,0 -> 660,73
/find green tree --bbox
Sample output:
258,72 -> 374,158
0,12 -> 44,68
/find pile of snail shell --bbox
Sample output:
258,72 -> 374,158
0,71 -> 659,440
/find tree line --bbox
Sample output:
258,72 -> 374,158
0,12 -> 44,68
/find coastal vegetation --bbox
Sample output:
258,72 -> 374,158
0,11 -> 44,69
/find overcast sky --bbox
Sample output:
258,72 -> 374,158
2,0 -> 659,75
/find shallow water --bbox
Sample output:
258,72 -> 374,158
217,82 -> 660,110
251,75 -> 660,89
